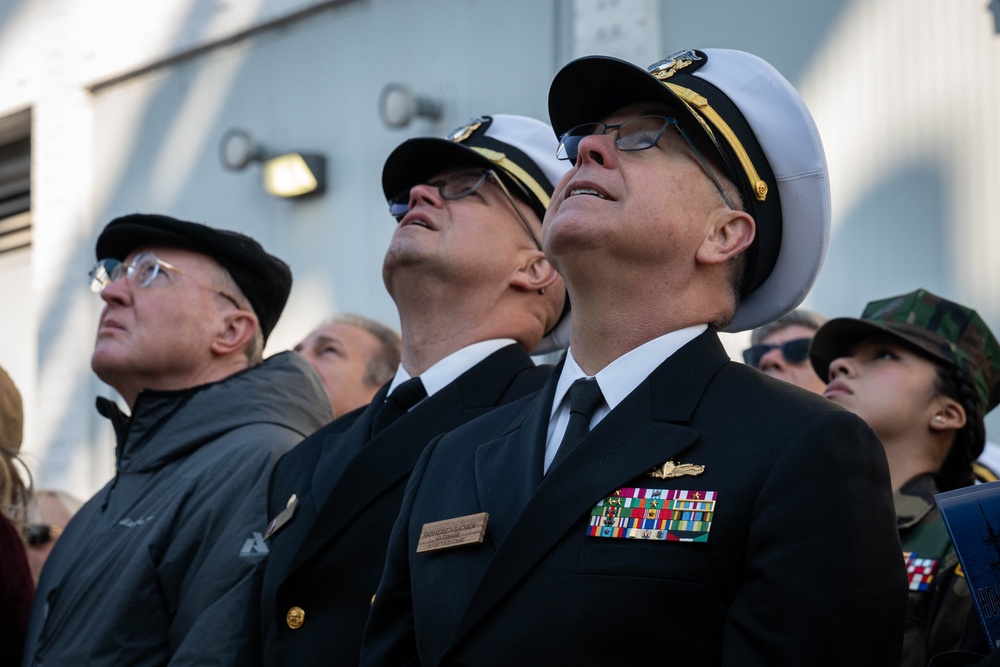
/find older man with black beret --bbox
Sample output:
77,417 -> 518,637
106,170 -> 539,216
22,214 -> 332,667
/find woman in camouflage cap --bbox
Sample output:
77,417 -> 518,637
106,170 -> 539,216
810,288 -> 1000,666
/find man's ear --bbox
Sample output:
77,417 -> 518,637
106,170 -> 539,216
211,310 -> 258,357
696,209 -> 755,266
509,251 -> 560,293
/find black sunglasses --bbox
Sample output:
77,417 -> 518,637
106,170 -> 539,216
742,338 -> 812,369
25,523 -> 62,547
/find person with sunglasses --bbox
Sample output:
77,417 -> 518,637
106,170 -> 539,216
748,309 -> 1000,488
809,289 -> 1000,667
259,115 -> 569,667
22,214 -> 332,667
23,488 -> 82,585
362,50 -> 906,667
742,308 -> 829,394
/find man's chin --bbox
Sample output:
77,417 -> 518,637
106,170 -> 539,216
91,346 -> 125,380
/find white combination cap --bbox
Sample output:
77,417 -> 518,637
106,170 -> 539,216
381,114 -> 572,353
548,49 -> 831,332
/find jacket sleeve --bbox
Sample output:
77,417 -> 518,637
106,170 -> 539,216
359,434 -> 442,667
160,423 -> 304,667
1,514 -> 34,666
721,409 -> 908,666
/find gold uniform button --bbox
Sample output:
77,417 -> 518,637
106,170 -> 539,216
286,606 -> 305,630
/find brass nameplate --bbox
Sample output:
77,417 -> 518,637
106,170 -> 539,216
416,512 -> 489,553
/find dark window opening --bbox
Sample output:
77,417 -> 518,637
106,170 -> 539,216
0,109 -> 31,254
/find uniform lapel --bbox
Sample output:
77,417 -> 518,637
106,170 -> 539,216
308,384 -> 389,513
447,330 -> 730,651
474,363 -> 560,548
288,344 -> 540,574
264,439 -> 325,580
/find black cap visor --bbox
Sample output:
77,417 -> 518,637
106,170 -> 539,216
382,138 -> 542,220
810,317 -> 954,382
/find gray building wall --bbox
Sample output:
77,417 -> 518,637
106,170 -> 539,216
1,0 -> 998,498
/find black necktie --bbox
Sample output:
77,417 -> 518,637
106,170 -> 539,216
371,377 -> 427,435
550,378 -> 605,471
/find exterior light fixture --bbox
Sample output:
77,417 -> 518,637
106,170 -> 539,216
219,128 -> 326,198
378,84 -> 443,129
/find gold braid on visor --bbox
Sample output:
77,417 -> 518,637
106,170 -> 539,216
469,147 -> 551,209
664,82 -> 768,202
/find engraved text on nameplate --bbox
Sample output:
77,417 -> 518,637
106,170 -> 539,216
416,512 -> 489,553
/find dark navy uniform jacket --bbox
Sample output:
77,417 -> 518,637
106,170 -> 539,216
260,343 -> 551,667
362,329 -> 909,666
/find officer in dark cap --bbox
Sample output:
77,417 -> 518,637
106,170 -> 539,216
362,49 -> 907,666
22,214 -> 332,667
811,288 -> 1000,667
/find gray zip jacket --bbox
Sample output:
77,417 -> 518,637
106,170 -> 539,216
23,351 -> 332,667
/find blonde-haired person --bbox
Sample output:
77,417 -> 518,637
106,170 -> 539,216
1,364 -> 33,666
742,308 -> 828,394
24,489 -> 83,585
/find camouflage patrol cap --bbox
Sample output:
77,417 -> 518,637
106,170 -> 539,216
810,288 -> 1000,413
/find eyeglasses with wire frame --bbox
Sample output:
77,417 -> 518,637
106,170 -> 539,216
88,251 -> 242,308
388,167 -> 543,250
556,114 -> 736,210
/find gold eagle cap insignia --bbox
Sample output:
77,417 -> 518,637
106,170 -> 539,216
648,460 -> 705,479
447,117 -> 487,144
648,49 -> 702,80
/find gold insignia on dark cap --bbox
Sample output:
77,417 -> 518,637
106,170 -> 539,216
447,117 -> 487,144
648,49 -> 702,80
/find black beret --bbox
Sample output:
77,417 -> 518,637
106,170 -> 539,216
95,213 -> 292,344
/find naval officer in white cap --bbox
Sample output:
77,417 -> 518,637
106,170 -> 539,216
362,49 -> 907,666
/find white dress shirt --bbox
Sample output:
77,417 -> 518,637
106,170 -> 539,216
543,325 -> 706,473
384,339 -> 517,408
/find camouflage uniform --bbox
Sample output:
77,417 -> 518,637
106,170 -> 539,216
898,474 -> 978,665
812,288 -> 1000,666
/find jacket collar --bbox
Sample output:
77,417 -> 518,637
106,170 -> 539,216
95,351 -> 332,473
289,344 -> 541,573
894,473 -> 940,530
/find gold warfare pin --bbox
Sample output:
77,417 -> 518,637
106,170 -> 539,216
648,460 -> 705,479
